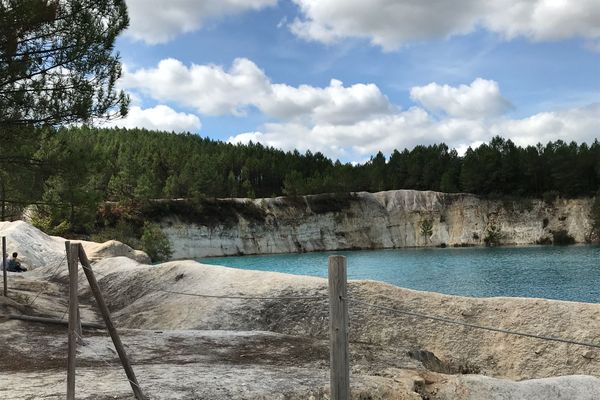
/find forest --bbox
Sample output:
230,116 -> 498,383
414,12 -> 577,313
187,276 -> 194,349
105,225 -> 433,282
2,125 -> 600,237
1,0 -> 599,254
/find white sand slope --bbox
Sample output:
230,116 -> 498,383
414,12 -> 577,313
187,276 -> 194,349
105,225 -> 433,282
1,220 -> 600,399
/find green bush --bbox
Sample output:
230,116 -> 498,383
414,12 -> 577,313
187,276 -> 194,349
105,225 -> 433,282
420,218 -> 433,239
90,219 -> 141,249
484,224 -> 503,246
141,222 -> 172,262
543,190 -> 559,205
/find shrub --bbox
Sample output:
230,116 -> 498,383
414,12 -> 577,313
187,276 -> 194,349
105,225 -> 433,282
484,224 -> 502,246
543,190 -> 559,205
141,222 -> 172,262
306,192 -> 356,214
30,210 -> 72,236
420,218 -> 433,239
90,219 -> 141,249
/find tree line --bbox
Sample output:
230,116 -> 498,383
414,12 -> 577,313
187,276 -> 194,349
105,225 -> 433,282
2,126 -> 599,233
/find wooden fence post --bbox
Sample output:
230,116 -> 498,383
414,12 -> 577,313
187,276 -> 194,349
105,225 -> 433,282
65,241 -> 83,344
66,242 -> 80,400
2,236 -> 6,296
328,255 -> 350,400
77,244 -> 146,400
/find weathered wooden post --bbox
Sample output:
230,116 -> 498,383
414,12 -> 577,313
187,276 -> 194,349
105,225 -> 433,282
66,242 -> 80,400
77,243 -> 146,400
2,236 -> 6,296
65,241 -> 83,344
328,255 -> 350,400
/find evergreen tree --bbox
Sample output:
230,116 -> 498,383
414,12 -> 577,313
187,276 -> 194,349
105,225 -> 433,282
0,0 -> 129,128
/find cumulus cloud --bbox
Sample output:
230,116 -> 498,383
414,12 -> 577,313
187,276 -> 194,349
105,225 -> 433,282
410,78 -> 512,119
120,58 -> 599,161
229,103 -> 600,160
121,58 -> 270,116
125,0 -> 277,44
102,105 -> 201,133
492,103 -> 600,147
121,58 -> 394,124
290,0 -> 600,50
228,108 -> 487,158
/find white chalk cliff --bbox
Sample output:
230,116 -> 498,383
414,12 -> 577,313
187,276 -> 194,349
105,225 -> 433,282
163,190 -> 593,259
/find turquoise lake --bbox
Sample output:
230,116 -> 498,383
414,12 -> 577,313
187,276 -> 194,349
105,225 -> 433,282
200,245 -> 600,303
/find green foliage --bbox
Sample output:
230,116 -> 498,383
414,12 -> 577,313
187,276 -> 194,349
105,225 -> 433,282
2,124 -> 600,241
552,230 -> 575,245
90,219 -> 141,249
0,0 -> 129,128
305,193 -> 357,214
0,0 -> 128,225
140,222 -> 172,262
140,198 -> 267,226
30,211 -> 71,236
420,218 -> 433,239
543,190 -> 560,205
484,224 -> 503,246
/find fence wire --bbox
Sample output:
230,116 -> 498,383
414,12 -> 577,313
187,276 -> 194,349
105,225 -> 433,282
74,331 -> 155,399
350,297 -> 600,350
27,254 -> 68,307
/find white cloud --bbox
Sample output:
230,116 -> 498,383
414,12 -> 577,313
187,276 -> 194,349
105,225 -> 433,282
120,58 -> 599,161
229,103 -> 600,160
103,105 -> 201,133
121,58 -> 271,116
228,108 -> 487,158
125,0 -> 277,44
262,79 -> 394,124
290,0 -> 600,50
492,103 -> 600,147
122,58 -> 394,124
410,78 -> 512,119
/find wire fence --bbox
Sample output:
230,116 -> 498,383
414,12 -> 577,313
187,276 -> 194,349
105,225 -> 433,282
27,254 -> 68,308
349,297 -> 600,350
5,246 -> 600,400
68,262 -> 600,350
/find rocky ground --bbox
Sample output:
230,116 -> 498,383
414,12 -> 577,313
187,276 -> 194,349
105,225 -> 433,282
1,220 -> 600,399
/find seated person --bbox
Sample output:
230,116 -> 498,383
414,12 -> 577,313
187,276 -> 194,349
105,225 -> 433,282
7,252 -> 27,272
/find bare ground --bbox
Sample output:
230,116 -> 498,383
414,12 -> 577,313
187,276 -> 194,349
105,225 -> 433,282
2,221 -> 600,399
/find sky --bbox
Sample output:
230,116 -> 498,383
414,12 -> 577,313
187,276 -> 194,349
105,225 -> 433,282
106,0 -> 600,162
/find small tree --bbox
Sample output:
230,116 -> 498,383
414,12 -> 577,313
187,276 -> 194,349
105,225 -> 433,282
484,224 -> 502,246
141,222 -> 172,262
420,218 -> 433,242
0,0 -> 129,222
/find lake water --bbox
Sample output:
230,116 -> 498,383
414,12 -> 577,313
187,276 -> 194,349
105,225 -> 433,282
200,245 -> 600,303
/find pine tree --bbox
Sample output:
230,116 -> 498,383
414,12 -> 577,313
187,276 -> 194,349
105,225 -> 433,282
0,0 -> 129,128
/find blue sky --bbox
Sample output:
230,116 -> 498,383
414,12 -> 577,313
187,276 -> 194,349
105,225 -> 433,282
108,0 -> 600,162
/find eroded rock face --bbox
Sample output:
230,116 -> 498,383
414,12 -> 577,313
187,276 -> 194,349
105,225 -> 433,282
162,190 -> 593,259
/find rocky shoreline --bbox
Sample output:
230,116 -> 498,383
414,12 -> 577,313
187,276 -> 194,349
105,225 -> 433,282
159,190 -> 592,259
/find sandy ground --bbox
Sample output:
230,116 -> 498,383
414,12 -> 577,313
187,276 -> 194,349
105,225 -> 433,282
2,221 -> 600,399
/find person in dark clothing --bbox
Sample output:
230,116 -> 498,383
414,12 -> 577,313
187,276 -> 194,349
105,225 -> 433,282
7,252 -> 27,272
